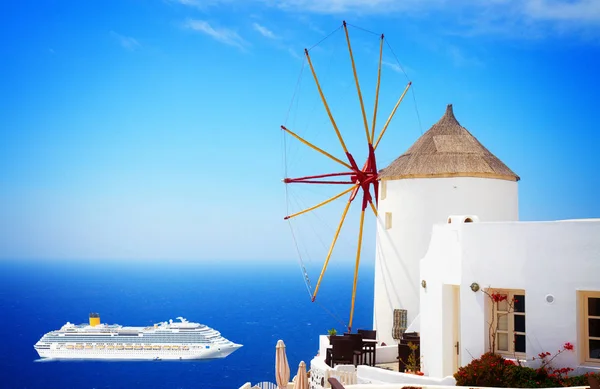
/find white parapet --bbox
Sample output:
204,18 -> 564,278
309,357 -> 357,389
355,365 -> 456,386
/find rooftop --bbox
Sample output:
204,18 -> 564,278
379,104 -> 520,182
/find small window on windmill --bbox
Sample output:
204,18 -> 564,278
380,180 -> 387,200
385,212 -> 392,229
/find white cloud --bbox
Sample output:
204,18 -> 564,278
253,22 -> 277,39
382,60 -> 402,73
269,0 -> 600,24
184,19 -> 248,49
168,0 -> 230,9
110,31 -> 141,50
173,0 -> 600,38
287,47 -> 302,59
524,0 -> 600,22
446,45 -> 483,68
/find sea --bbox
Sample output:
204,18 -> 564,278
0,258 -> 374,389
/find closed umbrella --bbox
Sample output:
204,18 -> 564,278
293,361 -> 308,389
275,340 -> 290,389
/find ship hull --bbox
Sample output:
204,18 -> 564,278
35,344 -> 241,360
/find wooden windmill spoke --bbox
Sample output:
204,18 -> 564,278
311,199 -> 353,302
281,125 -> 352,170
371,34 -> 384,145
348,208 -> 367,333
284,185 -> 358,220
374,81 -> 412,150
343,21 -> 370,145
369,199 -> 378,217
304,49 -> 349,155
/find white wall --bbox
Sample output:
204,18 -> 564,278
374,177 -> 518,345
419,224 -> 463,378
420,218 -> 600,378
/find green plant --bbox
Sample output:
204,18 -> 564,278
455,352 -> 509,387
327,328 -> 337,336
562,372 -> 600,387
454,344 -> 591,388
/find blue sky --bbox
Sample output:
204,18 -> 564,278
1,0 -> 599,261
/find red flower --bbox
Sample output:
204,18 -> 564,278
490,293 -> 508,303
563,342 -> 574,351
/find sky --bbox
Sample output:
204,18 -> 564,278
0,0 -> 599,262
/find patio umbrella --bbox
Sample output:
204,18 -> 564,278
275,340 -> 290,389
293,361 -> 308,389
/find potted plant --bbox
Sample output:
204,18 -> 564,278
327,328 -> 337,339
402,342 -> 423,375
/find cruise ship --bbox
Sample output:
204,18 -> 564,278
34,313 -> 242,360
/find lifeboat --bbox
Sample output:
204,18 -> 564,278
67,345 -> 74,349
163,346 -> 171,350
116,345 -> 124,350
144,345 -> 152,350
134,345 -> 142,350
107,345 -> 115,349
172,346 -> 180,350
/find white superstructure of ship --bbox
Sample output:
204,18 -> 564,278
34,313 -> 242,360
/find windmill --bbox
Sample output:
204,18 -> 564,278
282,21 -> 412,333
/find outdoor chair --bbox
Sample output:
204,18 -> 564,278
357,329 -> 377,339
343,332 -> 365,365
326,336 -> 356,368
402,331 -> 419,340
361,338 -> 376,366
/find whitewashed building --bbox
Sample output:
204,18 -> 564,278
374,104 -> 600,377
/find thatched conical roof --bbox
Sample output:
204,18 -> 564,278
379,104 -> 520,181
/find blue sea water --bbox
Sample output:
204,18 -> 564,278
0,259 -> 374,389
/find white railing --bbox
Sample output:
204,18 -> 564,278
309,357 -> 357,389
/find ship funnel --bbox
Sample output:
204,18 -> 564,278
89,312 -> 100,327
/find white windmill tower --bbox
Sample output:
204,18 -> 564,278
374,104 -> 520,345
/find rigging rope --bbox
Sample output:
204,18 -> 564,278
282,26 -> 353,328
384,38 -> 424,135
281,22 -> 424,329
306,24 -> 343,52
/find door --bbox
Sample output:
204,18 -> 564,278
452,285 -> 461,372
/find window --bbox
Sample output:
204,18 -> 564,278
489,289 -> 526,355
380,180 -> 387,200
385,212 -> 392,229
580,291 -> 600,364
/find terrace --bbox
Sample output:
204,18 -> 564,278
307,330 -> 456,389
